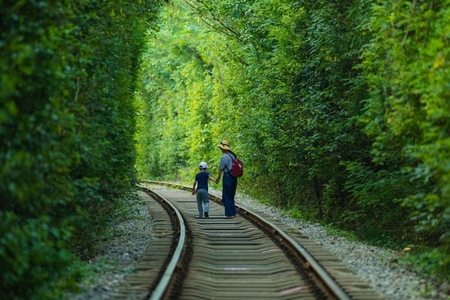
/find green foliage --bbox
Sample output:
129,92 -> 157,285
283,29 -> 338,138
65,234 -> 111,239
137,0 -> 232,181
361,0 -> 450,251
284,207 -> 305,221
0,0 -> 162,298
138,0 -> 449,280
0,213 -> 73,299
323,224 -> 359,242
401,247 -> 450,281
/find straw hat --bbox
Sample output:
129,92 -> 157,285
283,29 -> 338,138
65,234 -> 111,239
217,140 -> 231,150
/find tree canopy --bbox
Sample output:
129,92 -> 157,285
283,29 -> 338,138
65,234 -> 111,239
138,0 -> 450,280
0,0 -> 163,298
1,0 -> 448,297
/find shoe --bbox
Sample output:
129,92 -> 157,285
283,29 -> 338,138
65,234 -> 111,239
204,212 -> 209,218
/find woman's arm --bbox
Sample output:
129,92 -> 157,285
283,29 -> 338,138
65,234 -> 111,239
209,175 -> 218,184
216,169 -> 223,183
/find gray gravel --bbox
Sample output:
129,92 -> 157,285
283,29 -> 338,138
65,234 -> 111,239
67,194 -> 154,300
68,189 -> 449,300
235,193 -> 449,300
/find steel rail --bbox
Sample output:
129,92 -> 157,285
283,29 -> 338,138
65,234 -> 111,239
237,206 -> 350,300
140,187 -> 187,300
141,180 -> 351,300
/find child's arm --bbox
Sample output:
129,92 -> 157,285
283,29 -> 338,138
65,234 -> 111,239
192,181 -> 197,195
209,176 -> 217,184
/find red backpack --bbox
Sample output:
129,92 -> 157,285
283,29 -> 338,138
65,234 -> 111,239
227,154 -> 244,177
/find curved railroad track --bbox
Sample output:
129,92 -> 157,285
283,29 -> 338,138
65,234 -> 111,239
115,181 -> 384,299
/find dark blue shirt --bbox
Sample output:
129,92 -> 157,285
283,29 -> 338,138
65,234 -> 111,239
195,172 -> 210,191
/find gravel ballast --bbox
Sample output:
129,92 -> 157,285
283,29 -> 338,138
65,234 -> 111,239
68,189 -> 449,300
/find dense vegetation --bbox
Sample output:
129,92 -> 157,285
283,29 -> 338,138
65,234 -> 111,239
0,0 -> 162,298
1,0 -> 448,298
138,0 -> 450,280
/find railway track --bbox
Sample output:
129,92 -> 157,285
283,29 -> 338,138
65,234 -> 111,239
115,181 -> 385,299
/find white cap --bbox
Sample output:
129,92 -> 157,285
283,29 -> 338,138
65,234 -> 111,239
199,162 -> 208,169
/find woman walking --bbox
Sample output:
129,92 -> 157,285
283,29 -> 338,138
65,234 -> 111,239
215,140 -> 238,217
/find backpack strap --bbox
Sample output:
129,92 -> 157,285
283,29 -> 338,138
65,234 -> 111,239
224,153 -> 235,172
226,153 -> 236,159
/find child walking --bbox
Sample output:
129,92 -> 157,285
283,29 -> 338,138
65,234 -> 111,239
192,162 -> 217,218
